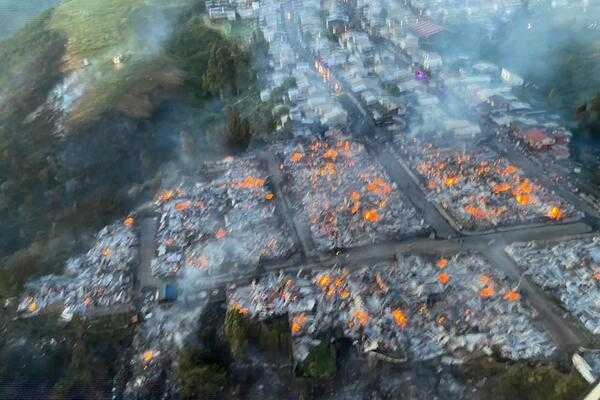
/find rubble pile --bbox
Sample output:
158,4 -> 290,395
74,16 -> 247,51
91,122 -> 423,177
507,236 -> 600,334
396,139 -> 579,231
151,156 -> 297,278
228,252 -> 555,363
276,132 -> 428,251
18,221 -> 138,319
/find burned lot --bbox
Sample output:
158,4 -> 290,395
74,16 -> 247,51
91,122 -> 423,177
275,131 -> 429,252
18,221 -> 138,319
228,252 -> 555,364
507,236 -> 600,335
394,138 -> 581,232
151,156 -> 298,279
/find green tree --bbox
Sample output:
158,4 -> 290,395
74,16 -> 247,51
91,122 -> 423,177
226,109 -> 251,153
224,307 -> 250,356
496,364 -> 588,400
300,340 -> 336,380
202,43 -> 232,97
177,347 -> 227,400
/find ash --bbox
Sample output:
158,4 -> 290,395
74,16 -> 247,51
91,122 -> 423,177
228,252 -> 555,365
18,221 -> 138,319
275,131 -> 429,251
395,138 -> 581,232
123,298 -> 209,400
507,235 -> 600,334
151,156 -> 297,279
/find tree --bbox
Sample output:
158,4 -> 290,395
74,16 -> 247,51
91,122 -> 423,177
177,347 -> 227,400
202,42 -> 251,97
300,340 -> 336,380
224,307 -> 250,357
226,109 -> 251,153
495,364 -> 588,400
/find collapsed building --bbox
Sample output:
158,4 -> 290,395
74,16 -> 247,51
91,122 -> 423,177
18,221 -> 139,319
228,252 -> 555,364
151,156 -> 298,279
394,138 -> 580,231
507,236 -> 600,335
274,131 -> 429,251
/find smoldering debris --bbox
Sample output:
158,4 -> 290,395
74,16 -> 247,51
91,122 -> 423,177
18,220 -> 139,319
507,236 -> 600,335
274,130 -> 429,251
394,138 -> 581,231
228,252 -> 555,364
151,156 -> 298,279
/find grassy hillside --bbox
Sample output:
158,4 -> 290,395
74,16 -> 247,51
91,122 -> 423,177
0,0 -> 263,271
0,0 -> 199,126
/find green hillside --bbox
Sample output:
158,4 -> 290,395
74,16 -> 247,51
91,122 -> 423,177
0,0 -> 264,273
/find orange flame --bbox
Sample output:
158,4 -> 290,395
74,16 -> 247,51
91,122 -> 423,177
265,193 -> 274,201
499,164 -> 518,176
363,209 -> 380,222
158,190 -> 174,203
27,301 -> 37,313
101,247 -> 112,257
492,182 -> 512,194
349,191 -> 361,214
515,193 -> 532,205
438,272 -> 449,285
352,309 -> 369,327
503,290 -> 521,302
123,216 -> 135,227
291,313 -> 307,335
547,206 -> 563,220
290,152 -> 303,162
231,303 -> 249,315
391,309 -> 408,328
215,228 -> 227,239
316,273 -> 331,288
513,179 -> 533,195
479,286 -> 496,298
234,176 -> 266,189
366,178 -> 392,195
142,351 -> 155,363
175,201 -> 192,211
436,258 -> 448,269
464,205 -> 487,219
323,148 -> 338,159
444,175 -> 460,187
319,162 -> 337,176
